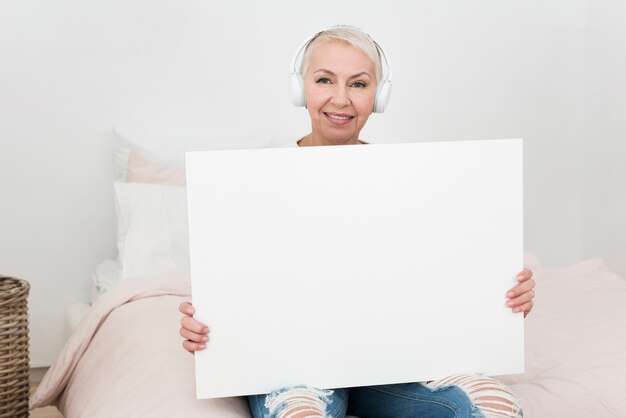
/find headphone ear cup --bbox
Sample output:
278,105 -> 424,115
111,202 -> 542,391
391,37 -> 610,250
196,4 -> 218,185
373,79 -> 392,113
291,72 -> 306,107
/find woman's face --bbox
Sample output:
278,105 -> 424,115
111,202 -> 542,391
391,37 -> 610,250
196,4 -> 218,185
304,40 -> 377,146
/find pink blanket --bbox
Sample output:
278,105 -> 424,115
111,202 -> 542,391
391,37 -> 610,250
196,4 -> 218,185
32,259 -> 626,417
499,259 -> 626,416
30,273 -> 251,417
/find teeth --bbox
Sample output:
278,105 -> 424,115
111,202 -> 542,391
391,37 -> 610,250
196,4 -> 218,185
327,114 -> 351,120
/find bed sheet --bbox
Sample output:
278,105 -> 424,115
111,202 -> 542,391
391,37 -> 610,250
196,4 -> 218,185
31,259 -> 626,417
499,258 -> 626,416
32,273 -> 252,417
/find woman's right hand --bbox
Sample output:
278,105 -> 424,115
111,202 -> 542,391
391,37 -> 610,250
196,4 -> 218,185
179,301 -> 210,354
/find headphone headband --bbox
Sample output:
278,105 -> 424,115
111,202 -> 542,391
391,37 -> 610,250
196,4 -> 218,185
290,28 -> 392,113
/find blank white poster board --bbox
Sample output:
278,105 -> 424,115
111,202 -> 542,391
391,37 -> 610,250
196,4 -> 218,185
186,139 -> 524,399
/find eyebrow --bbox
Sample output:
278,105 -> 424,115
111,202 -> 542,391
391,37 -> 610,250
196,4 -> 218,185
313,69 -> 372,79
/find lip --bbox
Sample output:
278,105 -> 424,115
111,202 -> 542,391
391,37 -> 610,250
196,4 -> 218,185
324,112 -> 354,126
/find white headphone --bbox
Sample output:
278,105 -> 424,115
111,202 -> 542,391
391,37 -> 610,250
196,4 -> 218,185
290,29 -> 393,113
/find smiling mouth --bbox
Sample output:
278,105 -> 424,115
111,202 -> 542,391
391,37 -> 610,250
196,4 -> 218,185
324,112 -> 354,123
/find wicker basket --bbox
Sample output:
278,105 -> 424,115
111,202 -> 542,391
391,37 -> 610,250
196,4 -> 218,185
0,276 -> 30,418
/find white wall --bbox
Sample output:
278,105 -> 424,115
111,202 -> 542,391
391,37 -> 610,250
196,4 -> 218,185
582,0 -> 626,276
0,0 -> 590,366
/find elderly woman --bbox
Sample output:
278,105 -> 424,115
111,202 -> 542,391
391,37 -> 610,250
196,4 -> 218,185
180,26 -> 535,418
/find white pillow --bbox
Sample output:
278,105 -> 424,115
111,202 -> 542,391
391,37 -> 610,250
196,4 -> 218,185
113,127 -> 272,180
92,259 -> 121,298
114,181 -> 189,279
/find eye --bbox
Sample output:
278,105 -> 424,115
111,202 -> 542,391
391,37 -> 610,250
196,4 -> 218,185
316,78 -> 332,84
351,81 -> 367,88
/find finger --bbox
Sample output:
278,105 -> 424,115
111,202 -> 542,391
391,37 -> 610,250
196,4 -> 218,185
183,340 -> 206,353
523,301 -> 534,318
513,301 -> 534,316
179,301 -> 195,315
516,268 -> 533,282
180,327 -> 210,343
507,278 -> 535,298
180,316 -> 209,334
507,289 -> 535,308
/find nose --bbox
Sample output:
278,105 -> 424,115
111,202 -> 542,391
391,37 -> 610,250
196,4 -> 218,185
330,85 -> 350,107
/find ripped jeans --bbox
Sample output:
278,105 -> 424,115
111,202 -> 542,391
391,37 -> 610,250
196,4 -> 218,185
248,374 -> 523,418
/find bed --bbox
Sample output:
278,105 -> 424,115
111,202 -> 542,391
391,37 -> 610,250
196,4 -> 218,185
30,132 -> 626,417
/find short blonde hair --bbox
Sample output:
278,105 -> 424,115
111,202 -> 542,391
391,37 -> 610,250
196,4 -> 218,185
300,25 -> 383,85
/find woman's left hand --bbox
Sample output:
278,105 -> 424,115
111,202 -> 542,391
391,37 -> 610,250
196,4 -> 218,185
506,268 -> 535,317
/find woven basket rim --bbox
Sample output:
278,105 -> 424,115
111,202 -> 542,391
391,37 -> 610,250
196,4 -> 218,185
0,276 -> 30,296
0,276 -> 29,285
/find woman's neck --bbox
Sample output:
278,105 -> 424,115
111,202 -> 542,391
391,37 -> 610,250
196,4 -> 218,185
298,133 -> 362,147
